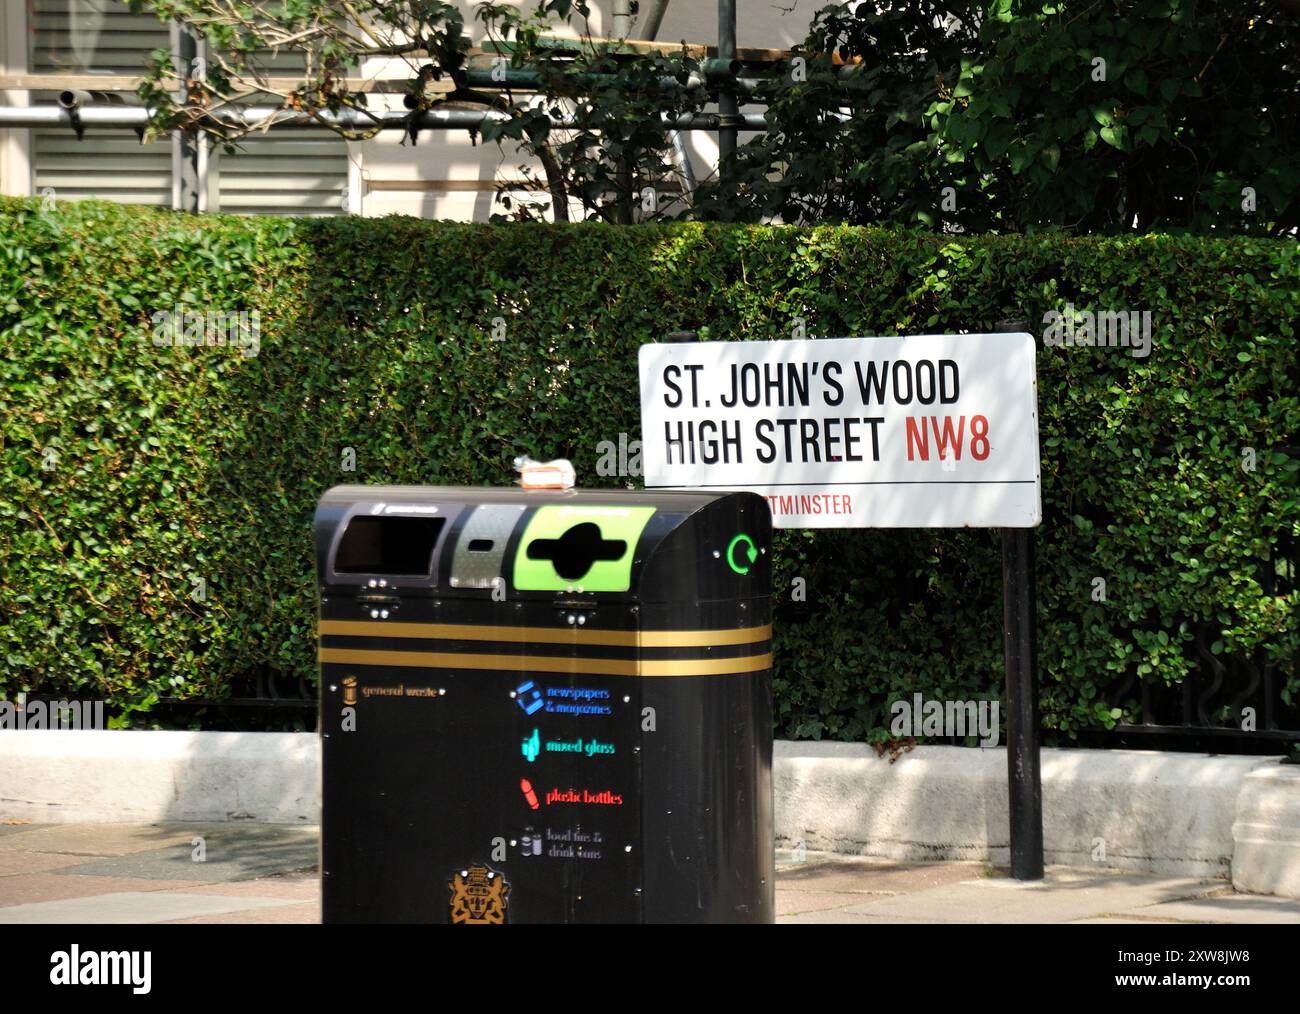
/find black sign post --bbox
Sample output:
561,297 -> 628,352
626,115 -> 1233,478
996,319 -> 1044,880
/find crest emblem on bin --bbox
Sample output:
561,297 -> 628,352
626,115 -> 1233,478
449,865 -> 510,924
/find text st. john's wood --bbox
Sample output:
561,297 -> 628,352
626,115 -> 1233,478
637,334 -> 1040,529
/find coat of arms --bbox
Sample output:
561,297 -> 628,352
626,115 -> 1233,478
449,865 -> 510,924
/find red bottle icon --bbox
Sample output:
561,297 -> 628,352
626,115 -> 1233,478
520,778 -> 540,811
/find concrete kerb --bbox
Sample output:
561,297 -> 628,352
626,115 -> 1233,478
0,732 -> 1295,896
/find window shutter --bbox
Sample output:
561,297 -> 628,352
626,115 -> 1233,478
29,1 -> 349,215
30,0 -> 173,206
210,45 -> 348,215
212,129 -> 348,216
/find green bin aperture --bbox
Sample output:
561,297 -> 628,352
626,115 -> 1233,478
315,485 -> 774,924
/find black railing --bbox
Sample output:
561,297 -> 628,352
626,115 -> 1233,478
150,666 -> 318,731
29,520 -> 1297,747
1096,530 -> 1298,753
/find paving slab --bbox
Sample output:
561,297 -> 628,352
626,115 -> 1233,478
778,858 -> 988,894
0,873 -> 210,908
162,877 -> 318,901
160,901 -> 321,924
0,825 -> 1291,924
834,868 -> 1225,923
0,822 -> 49,838
0,851 -> 94,877
775,889 -> 869,916
56,834 -> 318,883
1113,892 -> 1300,924
777,910 -> 935,924
0,823 -> 197,857
0,891 -> 303,924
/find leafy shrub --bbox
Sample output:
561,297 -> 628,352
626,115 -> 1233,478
1,199 -> 1295,739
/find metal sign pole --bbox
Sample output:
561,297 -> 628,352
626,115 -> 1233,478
996,319 -> 1044,880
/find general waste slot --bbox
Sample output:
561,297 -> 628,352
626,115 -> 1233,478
315,485 -> 774,924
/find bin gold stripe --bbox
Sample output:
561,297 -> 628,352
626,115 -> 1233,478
317,647 -> 772,677
318,620 -> 771,649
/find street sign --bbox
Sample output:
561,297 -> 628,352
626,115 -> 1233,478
638,333 -> 1041,528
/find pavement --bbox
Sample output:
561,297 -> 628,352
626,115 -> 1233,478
1,820 -> 1298,924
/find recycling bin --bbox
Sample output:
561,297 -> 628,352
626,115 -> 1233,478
315,485 -> 774,924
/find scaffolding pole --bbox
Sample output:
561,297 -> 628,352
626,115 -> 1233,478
717,0 -> 738,175
0,104 -> 773,133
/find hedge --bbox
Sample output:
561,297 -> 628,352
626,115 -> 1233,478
1,198 -> 1296,739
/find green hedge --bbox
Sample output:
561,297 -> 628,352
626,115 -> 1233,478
1,198 -> 1296,738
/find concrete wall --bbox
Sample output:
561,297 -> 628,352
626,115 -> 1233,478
1232,764 -> 1300,898
1,732 -> 1296,896
774,741 -> 1279,880
0,731 -> 317,825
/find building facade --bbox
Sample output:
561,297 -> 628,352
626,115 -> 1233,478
0,0 -> 811,220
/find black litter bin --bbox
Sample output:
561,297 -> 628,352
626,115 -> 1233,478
314,485 -> 774,924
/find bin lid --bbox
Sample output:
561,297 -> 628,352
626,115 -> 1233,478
314,485 -> 770,600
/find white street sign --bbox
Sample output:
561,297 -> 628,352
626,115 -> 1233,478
638,334 -> 1041,528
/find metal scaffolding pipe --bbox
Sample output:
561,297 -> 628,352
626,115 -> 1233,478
642,0 -> 672,41
612,0 -> 633,40
58,89 -> 137,107
639,0 -> 693,203
717,0 -> 738,171
459,63 -> 748,93
671,128 -> 696,200
0,104 -> 771,132
57,89 -> 91,110
0,105 -> 150,128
